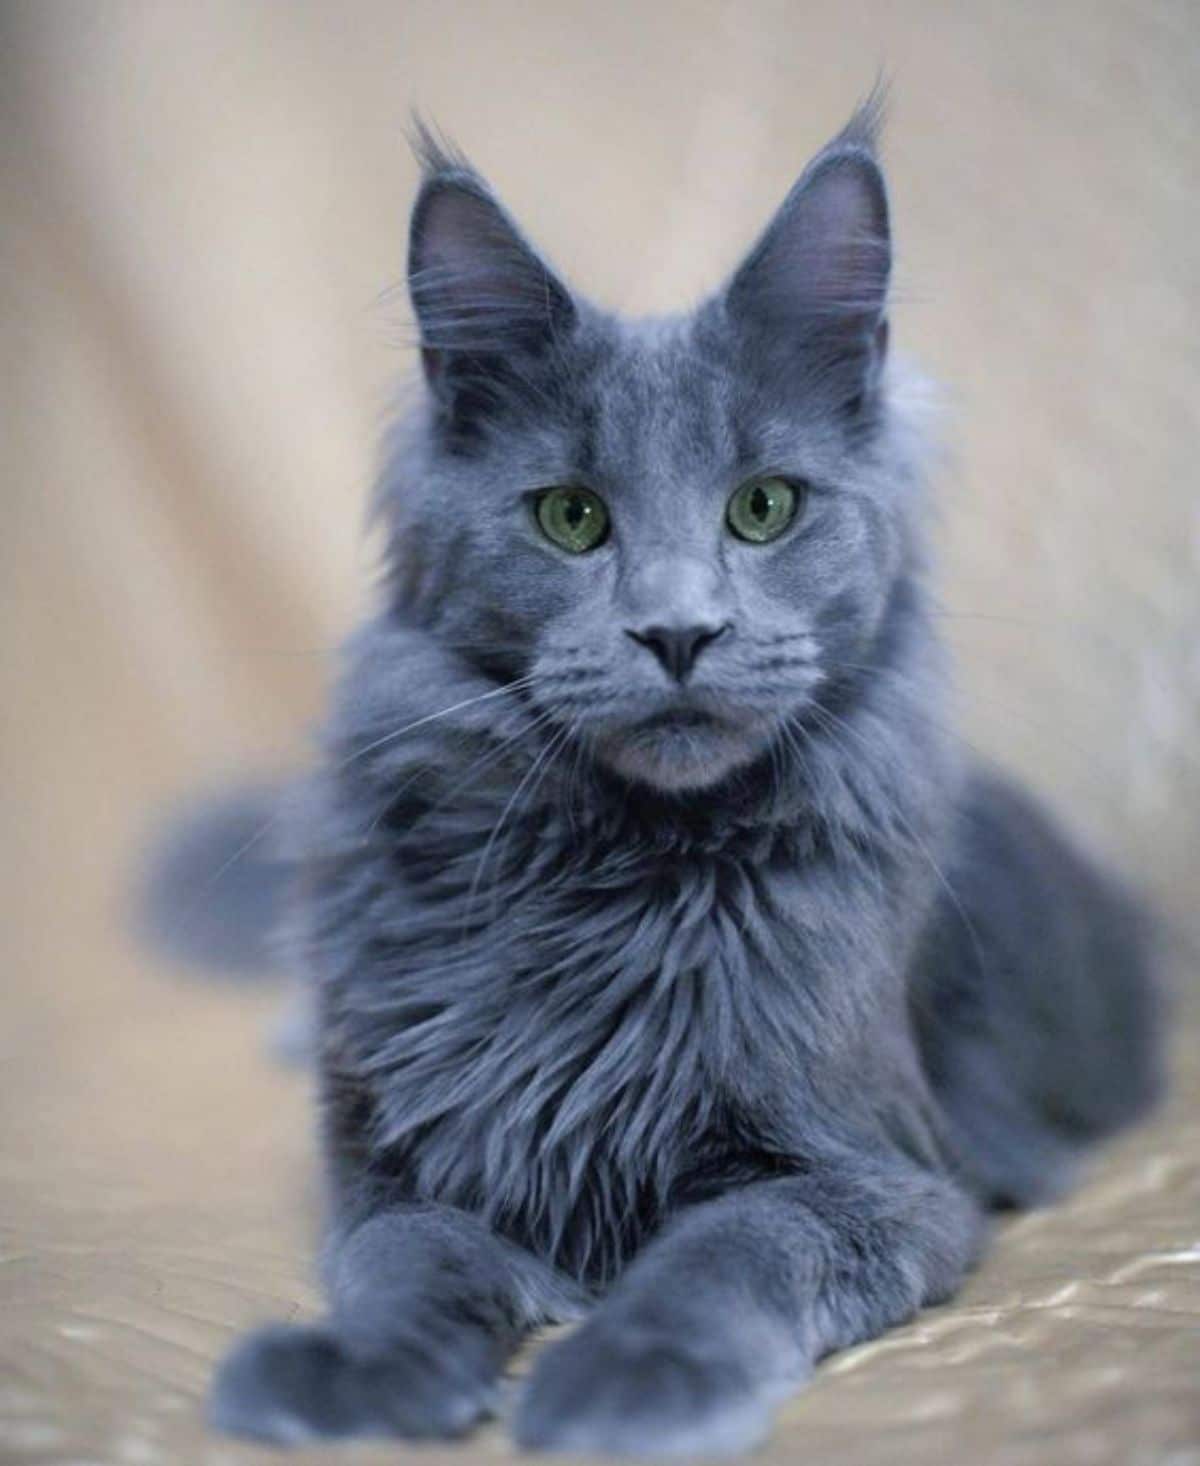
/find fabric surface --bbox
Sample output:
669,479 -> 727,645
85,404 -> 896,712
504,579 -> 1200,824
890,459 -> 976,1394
1,3 -> 1197,1462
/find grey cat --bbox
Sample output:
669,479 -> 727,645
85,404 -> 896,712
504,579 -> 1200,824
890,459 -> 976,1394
197,102 -> 1161,1455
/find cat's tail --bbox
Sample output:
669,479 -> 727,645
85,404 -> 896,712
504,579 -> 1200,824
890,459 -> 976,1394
134,784 -> 291,980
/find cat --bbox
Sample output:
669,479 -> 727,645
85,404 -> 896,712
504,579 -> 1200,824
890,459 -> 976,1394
183,100 -> 1162,1455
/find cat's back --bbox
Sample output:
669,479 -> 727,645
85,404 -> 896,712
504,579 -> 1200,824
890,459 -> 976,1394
911,764 -> 1163,1206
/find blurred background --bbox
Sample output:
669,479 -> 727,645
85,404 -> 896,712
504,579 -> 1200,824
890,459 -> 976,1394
1,4 -> 1197,1464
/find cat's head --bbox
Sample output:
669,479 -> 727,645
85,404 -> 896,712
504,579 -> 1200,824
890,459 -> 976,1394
383,100 -> 926,793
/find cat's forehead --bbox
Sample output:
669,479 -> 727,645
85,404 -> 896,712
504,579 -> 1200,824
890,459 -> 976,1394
572,314 -> 742,490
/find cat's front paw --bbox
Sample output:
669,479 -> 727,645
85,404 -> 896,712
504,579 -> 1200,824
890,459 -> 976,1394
211,1322 -> 494,1444
514,1323 -> 775,1457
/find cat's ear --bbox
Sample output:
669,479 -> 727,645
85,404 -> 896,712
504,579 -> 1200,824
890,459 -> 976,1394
407,124 -> 576,414
724,98 -> 891,410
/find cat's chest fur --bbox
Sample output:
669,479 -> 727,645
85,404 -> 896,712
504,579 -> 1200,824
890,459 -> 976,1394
330,796 -> 836,1280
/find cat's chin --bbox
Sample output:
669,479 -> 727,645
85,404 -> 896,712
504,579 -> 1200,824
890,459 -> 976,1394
595,716 -> 767,794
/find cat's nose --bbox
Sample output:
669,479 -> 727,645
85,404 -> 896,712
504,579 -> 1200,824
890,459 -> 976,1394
625,623 -> 730,683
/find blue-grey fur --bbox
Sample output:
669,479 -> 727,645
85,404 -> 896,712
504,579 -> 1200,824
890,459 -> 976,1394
135,784 -> 287,978
206,100 -> 1162,1455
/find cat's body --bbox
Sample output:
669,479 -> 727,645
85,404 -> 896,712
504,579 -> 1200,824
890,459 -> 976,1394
203,106 -> 1161,1454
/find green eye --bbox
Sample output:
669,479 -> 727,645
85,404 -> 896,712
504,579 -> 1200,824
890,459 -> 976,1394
535,486 -> 610,554
726,476 -> 803,544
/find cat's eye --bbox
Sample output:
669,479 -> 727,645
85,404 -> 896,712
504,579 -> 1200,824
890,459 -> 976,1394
535,486 -> 610,554
726,476 -> 804,544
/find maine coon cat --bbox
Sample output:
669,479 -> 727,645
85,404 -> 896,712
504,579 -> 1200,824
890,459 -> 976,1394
199,102 -> 1161,1455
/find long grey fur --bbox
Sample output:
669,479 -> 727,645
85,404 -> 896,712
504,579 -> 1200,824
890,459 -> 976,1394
203,101 -> 1162,1455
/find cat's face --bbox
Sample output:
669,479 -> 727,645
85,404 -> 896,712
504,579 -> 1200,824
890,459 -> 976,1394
393,110 -> 910,792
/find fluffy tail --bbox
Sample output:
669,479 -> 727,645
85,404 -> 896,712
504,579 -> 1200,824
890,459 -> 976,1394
134,784 -> 290,979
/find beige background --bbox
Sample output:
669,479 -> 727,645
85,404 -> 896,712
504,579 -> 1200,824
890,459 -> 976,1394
1,3 -> 1197,1464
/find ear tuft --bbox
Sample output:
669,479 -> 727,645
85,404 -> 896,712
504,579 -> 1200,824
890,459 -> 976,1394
827,78 -> 888,157
407,112 -> 474,181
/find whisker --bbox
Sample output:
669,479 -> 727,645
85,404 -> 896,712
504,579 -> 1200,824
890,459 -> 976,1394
489,715 -> 580,907
429,704 -> 565,816
181,675 -> 542,898
830,660 -> 1118,788
460,719 -> 574,939
339,675 -> 538,769
800,702 -> 989,983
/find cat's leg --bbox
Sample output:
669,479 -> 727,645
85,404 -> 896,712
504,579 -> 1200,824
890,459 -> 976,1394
211,1202 -> 583,1445
515,1155 -> 981,1457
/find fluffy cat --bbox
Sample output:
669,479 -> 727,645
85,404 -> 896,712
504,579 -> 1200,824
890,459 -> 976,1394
197,101 -> 1161,1455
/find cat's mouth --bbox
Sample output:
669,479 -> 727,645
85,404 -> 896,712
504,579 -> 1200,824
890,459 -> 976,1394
632,707 -> 725,733
594,699 -> 768,792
